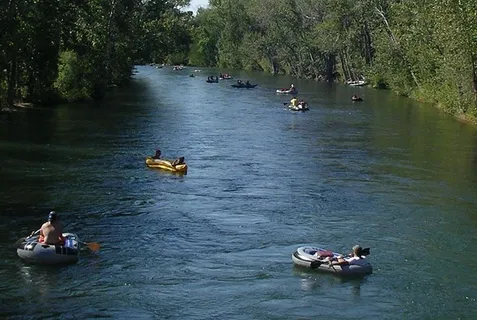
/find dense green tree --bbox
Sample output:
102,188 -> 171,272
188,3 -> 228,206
0,0 -> 193,106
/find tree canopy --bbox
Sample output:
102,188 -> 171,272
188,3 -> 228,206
0,0 -> 193,105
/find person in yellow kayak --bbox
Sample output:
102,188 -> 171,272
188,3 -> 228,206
152,149 -> 161,159
290,96 -> 298,107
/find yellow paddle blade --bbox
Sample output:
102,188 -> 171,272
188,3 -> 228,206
84,242 -> 101,252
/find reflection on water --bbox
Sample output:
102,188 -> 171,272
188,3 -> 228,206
293,266 -> 366,296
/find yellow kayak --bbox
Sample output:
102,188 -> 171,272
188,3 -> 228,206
145,157 -> 188,174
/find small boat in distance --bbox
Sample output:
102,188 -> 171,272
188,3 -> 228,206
146,156 -> 188,174
231,80 -> 257,88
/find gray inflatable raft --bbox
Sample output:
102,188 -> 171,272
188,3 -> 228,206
292,246 -> 372,276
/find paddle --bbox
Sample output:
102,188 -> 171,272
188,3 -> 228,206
80,241 -> 101,252
14,229 -> 40,247
14,237 -> 26,248
310,260 -> 324,269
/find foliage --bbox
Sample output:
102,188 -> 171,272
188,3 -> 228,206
0,0 -> 194,105
54,51 -> 89,102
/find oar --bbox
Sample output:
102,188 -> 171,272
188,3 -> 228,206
14,229 -> 40,247
80,241 -> 101,252
13,237 -> 26,248
310,260 -> 324,269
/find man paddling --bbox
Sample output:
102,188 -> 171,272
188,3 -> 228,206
31,211 -> 65,245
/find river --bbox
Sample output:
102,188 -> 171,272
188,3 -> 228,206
1,65 -> 477,319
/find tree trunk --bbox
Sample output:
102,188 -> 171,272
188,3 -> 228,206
7,59 -> 16,105
472,57 -> 477,107
325,53 -> 335,82
375,7 -> 420,88
339,52 -> 348,82
363,21 -> 373,65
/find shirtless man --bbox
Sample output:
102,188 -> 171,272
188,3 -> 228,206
36,211 -> 64,245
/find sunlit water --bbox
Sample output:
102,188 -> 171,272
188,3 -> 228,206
1,66 -> 477,319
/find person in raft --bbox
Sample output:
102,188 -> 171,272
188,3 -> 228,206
30,211 -> 65,245
290,96 -> 298,107
152,149 -> 161,159
328,245 -> 365,265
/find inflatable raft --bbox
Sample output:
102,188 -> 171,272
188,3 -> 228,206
17,233 -> 80,265
145,157 -> 188,174
292,246 -> 372,276
231,84 -> 257,88
276,88 -> 298,95
288,104 -> 309,111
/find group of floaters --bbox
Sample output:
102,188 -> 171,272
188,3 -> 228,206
201,74 -> 258,88
191,70 -> 361,104
15,147 -> 188,265
15,152 -> 373,277
183,65 -> 364,102
232,79 -> 257,88
15,209 -> 373,278
278,84 -> 308,112
278,84 -> 363,110
288,95 -> 309,111
194,73 -> 233,81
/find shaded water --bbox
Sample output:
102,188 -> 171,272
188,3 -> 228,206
1,66 -> 477,319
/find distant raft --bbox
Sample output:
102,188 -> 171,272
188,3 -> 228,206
276,88 -> 298,95
231,83 -> 257,89
288,104 -> 309,112
292,246 -> 372,276
16,233 -> 80,265
146,156 -> 188,174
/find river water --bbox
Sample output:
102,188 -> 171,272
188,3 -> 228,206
1,66 -> 477,319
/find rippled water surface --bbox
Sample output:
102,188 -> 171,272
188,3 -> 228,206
1,66 -> 477,319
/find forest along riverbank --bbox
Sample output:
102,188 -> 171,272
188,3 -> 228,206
2,1 -> 477,126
